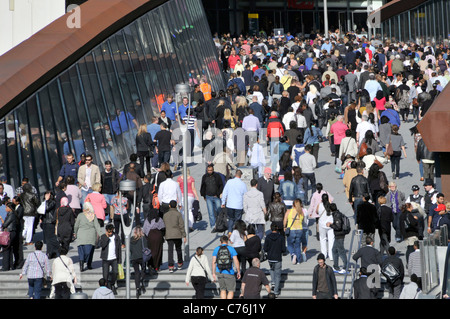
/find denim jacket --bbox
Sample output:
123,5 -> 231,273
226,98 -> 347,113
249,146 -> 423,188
279,180 -> 298,201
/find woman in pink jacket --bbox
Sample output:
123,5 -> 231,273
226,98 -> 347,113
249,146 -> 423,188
84,183 -> 107,227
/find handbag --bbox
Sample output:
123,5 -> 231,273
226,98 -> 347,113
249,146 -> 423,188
141,238 -> 152,264
374,158 -> 384,169
118,264 -> 125,280
386,138 -> 394,156
37,201 -> 46,215
0,230 -> 10,246
358,141 -> 368,159
285,209 -> 299,237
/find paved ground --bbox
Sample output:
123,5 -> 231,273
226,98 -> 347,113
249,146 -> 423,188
3,118 -> 423,299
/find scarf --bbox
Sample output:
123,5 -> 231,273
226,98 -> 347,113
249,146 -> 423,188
83,211 -> 95,222
390,191 -> 400,213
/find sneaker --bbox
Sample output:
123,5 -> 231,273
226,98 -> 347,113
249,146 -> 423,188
169,267 -> 174,273
301,252 -> 307,262
291,254 -> 297,265
177,262 -> 183,269
339,269 -> 349,275
333,267 -> 341,273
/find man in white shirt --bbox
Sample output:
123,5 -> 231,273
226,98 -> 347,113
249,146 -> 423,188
158,170 -> 182,214
0,176 -> 14,199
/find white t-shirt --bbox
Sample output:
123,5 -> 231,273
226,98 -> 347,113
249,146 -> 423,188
229,230 -> 246,248
107,235 -> 117,261
83,166 -> 92,192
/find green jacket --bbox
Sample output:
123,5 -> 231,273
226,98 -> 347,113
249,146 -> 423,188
74,212 -> 102,246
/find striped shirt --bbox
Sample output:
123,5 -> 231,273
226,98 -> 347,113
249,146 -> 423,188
21,251 -> 51,279
407,249 -> 422,278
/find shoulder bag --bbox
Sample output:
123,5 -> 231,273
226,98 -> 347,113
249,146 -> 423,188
34,252 -> 49,287
386,137 -> 394,156
141,238 -> 152,264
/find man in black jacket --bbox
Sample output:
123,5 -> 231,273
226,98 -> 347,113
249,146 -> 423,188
99,223 -> 122,295
349,166 -> 371,221
416,138 -> 435,181
328,204 -> 349,274
257,167 -> 275,208
123,153 -> 145,179
312,253 -> 338,299
264,223 -> 286,297
356,195 -> 379,245
353,267 -> 378,299
200,164 -> 224,231
380,246 -> 405,299
352,236 -> 382,269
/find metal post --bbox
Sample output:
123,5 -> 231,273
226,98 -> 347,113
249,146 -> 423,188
175,83 -> 191,262
324,0 -> 329,37
119,180 -> 136,299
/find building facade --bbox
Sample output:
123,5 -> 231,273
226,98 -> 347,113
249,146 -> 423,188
0,0 -> 225,194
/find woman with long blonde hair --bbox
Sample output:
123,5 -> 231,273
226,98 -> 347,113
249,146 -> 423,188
135,123 -> 154,174
283,198 -> 305,264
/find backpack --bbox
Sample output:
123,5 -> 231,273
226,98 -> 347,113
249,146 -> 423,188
341,213 -> 351,235
381,261 -> 401,283
215,207 -> 228,233
293,145 -> 305,166
315,99 -> 325,119
216,245 -> 233,272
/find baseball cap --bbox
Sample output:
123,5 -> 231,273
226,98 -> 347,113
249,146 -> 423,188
435,204 -> 446,212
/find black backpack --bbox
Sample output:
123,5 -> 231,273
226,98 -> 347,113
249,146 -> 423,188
216,245 -> 232,271
341,213 -> 351,235
215,207 -> 228,233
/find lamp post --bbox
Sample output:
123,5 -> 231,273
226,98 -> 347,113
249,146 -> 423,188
324,0 -> 329,39
119,179 -> 136,299
174,83 -> 191,262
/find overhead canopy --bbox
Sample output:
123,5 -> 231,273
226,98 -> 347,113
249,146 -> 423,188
0,0 -> 166,119
368,0 -> 429,24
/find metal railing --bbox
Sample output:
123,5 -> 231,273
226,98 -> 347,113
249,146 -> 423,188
421,224 -> 448,294
340,229 -> 363,299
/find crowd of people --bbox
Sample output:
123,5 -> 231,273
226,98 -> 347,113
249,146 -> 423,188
1,29 -> 450,300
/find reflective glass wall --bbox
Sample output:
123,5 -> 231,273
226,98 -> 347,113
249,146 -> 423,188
381,0 -> 450,44
0,0 -> 225,195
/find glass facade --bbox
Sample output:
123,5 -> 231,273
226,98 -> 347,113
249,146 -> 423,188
0,0 -> 225,195
381,0 -> 450,44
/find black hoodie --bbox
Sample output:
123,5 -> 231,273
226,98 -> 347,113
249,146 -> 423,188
263,232 -> 286,262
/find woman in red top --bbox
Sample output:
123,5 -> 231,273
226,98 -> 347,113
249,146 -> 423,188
374,90 -> 387,113
84,183 -> 107,227
177,168 -> 199,230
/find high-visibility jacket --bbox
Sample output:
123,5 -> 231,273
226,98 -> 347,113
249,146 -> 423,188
200,82 -> 212,101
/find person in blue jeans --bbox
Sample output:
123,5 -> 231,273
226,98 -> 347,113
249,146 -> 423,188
221,170 -> 248,235
20,241 -> 51,299
283,199 -> 305,265
264,223 -> 286,296
200,164 -> 224,231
